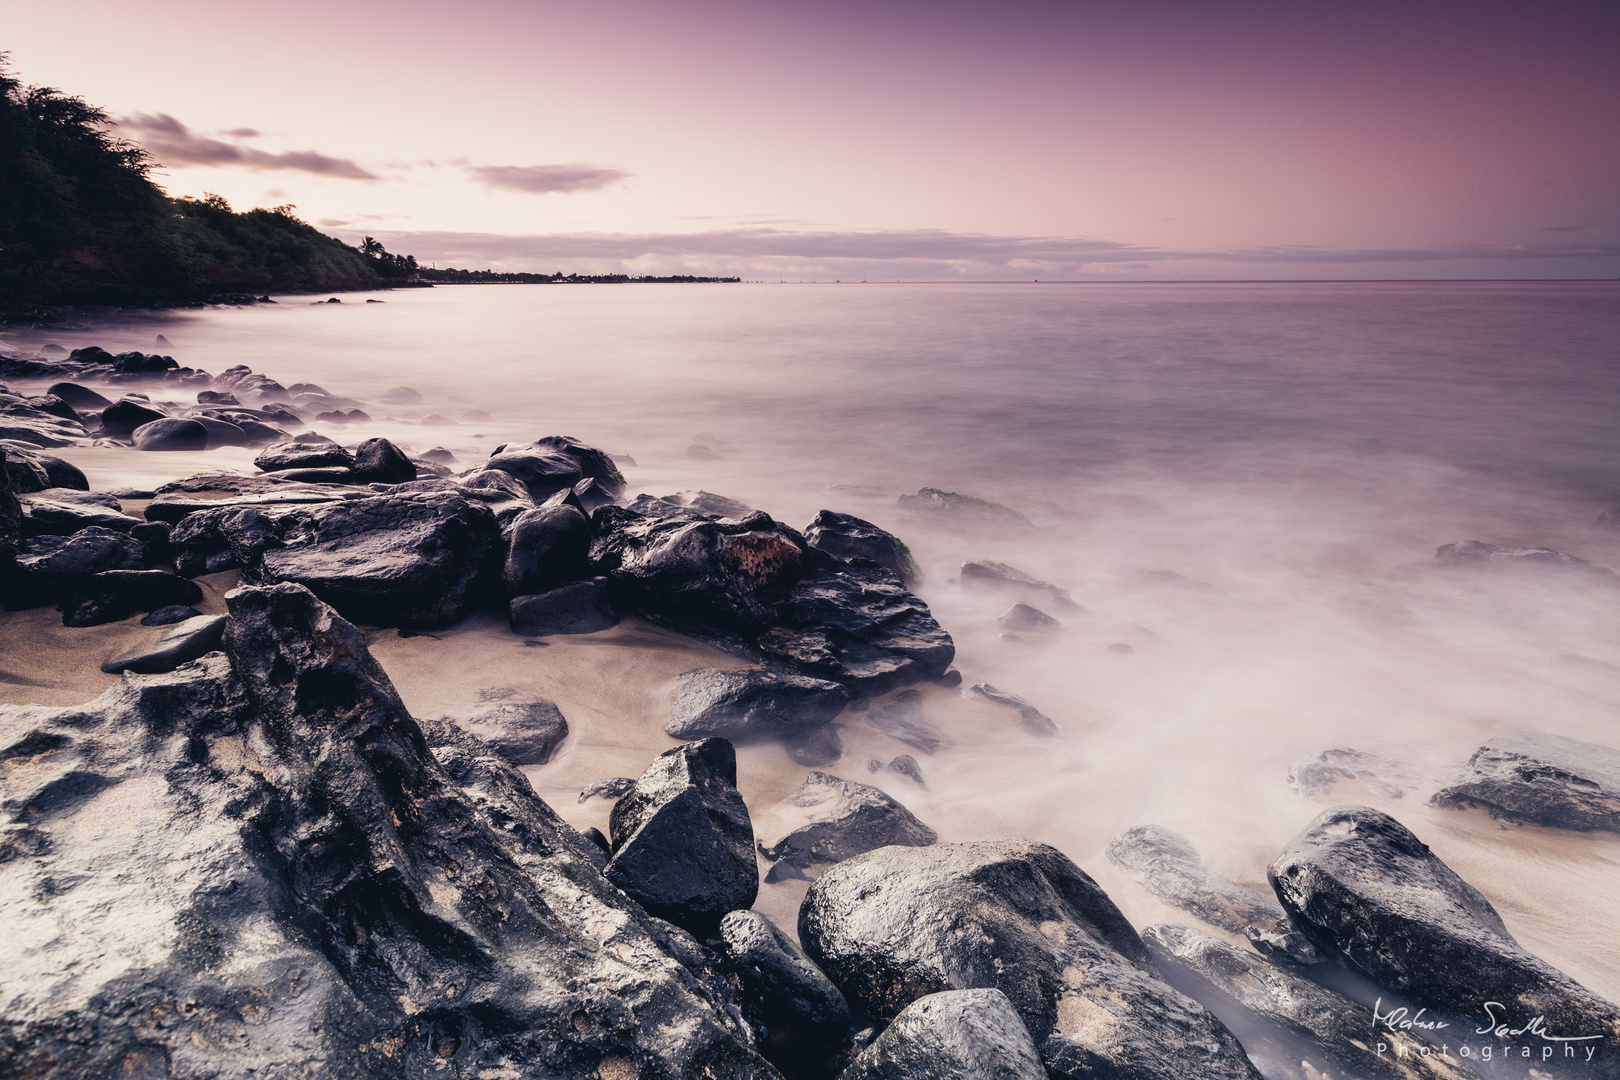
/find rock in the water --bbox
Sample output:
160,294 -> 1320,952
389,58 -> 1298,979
0,582 -> 777,1077
996,602 -> 1060,632
888,754 -> 926,787
142,603 -> 202,625
98,398 -> 166,437
1269,805 -> 1620,1061
18,488 -> 133,537
961,559 -> 1078,609
484,435 -> 622,500
455,699 -> 569,766
666,490 -> 754,517
254,438 -> 357,472
897,488 -> 1033,529
189,415 -> 254,448
803,509 -> 920,587
967,683 -> 1059,737
254,490 -> 502,627
508,578 -> 619,636
666,668 -> 851,742
579,777 -> 636,803
6,448 -> 87,491
1106,825 -> 1320,965
865,689 -> 948,753
503,503 -> 590,594
1435,539 -> 1613,574
132,417 -> 209,451
379,385 -> 423,403
784,723 -> 845,767
756,770 -> 936,881
1288,746 -> 1426,799
606,739 -> 759,936
351,436 -> 416,484
591,505 -> 954,694
1431,732 -> 1620,832
100,614 -> 227,673
1143,925 -> 1468,1080
840,989 -> 1048,1080
59,569 -> 204,626
800,840 -> 1262,1080
719,910 -> 851,1053
46,382 -> 112,410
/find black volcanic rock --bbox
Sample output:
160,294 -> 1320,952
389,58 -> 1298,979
1430,732 -> 1620,832
99,398 -> 166,437
455,699 -> 570,766
590,505 -> 954,693
718,910 -> 851,1055
665,668 -> 851,742
0,582 -> 778,1078
100,614 -> 227,673
351,437 -> 416,484
58,568 -> 204,626
7,448 -> 87,492
839,989 -> 1048,1080
605,739 -> 759,937
1143,924 -> 1460,1080
509,579 -> 619,636
9,527 -> 148,609
18,489 -> 133,537
504,504 -> 590,595
803,508 -> 920,587
132,417 -> 209,451
1269,805 -> 1620,1068
799,840 -> 1262,1080
1106,825 -> 1320,965
46,382 -> 112,410
253,490 -> 501,627
865,689 -> 948,753
755,770 -> 935,882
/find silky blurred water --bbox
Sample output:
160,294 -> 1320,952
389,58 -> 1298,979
11,281 -> 1620,1020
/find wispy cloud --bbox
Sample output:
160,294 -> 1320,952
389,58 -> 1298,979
118,113 -> 377,179
467,164 -> 630,194
371,226 -> 1620,280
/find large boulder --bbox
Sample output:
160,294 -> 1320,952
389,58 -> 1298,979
98,398 -> 166,438
503,504 -> 590,594
453,699 -> 570,766
591,505 -> 954,694
1106,825 -> 1320,965
8,527 -> 148,609
18,489 -> 134,537
352,437 -> 416,484
799,840 -> 1263,1080
252,490 -> 502,627
0,401 -> 91,446
45,382 -> 112,410
605,739 -> 759,937
756,770 -> 937,882
485,435 -> 625,501
718,910 -> 851,1055
4,447 -> 87,491
1269,806 -> 1620,1064
0,582 -> 777,1077
1143,924 -> 1468,1080
1430,732 -> 1620,832
132,417 -> 209,451
666,668 -> 851,742
840,989 -> 1048,1080
804,510 -> 921,587
508,578 -> 618,636
58,568 -> 204,626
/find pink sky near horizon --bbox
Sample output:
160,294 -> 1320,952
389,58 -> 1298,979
4,0 -> 1618,279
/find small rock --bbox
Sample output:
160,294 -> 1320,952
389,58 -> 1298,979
687,444 -> 722,460
59,569 -> 205,626
1106,642 -> 1134,653
458,700 -> 569,766
961,559 -> 1078,608
421,413 -> 458,426
579,777 -> 636,803
718,909 -> 851,1051
996,602 -> 1060,632
254,439 -> 356,473
967,683 -> 1058,737
46,383 -> 112,410
141,604 -> 203,625
865,689 -> 948,753
350,437 -> 415,484
888,754 -> 926,788
897,488 -> 1032,529
101,614 -> 227,674
665,668 -> 851,742
755,770 -> 936,881
784,723 -> 845,767
99,399 -> 166,438
1287,747 -> 1423,799
379,386 -> 423,404
503,504 -> 590,595
1435,539 -> 1612,574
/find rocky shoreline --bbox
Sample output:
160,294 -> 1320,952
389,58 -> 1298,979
4,345 -> 1620,1079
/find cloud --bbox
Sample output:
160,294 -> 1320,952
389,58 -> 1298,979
467,164 -> 630,194
370,226 -> 1620,280
118,113 -> 377,179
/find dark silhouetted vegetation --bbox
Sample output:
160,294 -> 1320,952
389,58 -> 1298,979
416,267 -> 740,284
0,57 -> 387,306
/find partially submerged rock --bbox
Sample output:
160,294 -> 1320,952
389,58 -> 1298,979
666,668 -> 851,742
255,438 -> 357,473
800,840 -> 1262,1080
0,583 -> 776,1078
351,436 -> 416,484
1143,924 -> 1470,1080
839,989 -> 1048,1080
606,739 -> 759,936
503,503 -> 590,595
1430,732 -> 1620,832
803,509 -> 920,587
1106,825 -> 1320,965
8,527 -> 148,609
579,777 -> 636,803
1288,746 -> 1427,799
1269,806 -> 1620,1057
897,488 -> 1033,529
967,683 -> 1059,737
1435,539 -> 1613,574
960,559 -> 1078,608
755,770 -> 936,882
996,602 -> 1060,632
864,689 -> 948,753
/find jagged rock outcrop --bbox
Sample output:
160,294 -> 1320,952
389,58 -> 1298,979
799,840 -> 1262,1080
1430,732 -> 1620,832
1269,805 -> 1620,1073
838,989 -> 1048,1080
803,510 -> 919,587
718,910 -> 851,1063
0,582 -> 779,1078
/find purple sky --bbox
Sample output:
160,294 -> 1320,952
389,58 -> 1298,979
7,0 -> 1619,278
